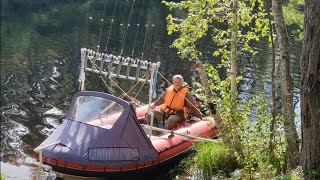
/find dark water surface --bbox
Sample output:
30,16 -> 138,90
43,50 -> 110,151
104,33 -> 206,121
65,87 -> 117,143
1,0 -> 302,179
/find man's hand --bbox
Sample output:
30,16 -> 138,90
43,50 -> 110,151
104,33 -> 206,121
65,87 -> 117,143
203,116 -> 214,122
203,116 -> 215,127
190,116 -> 202,121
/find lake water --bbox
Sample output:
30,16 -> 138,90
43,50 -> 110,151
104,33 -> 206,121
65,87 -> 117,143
0,0 -> 302,179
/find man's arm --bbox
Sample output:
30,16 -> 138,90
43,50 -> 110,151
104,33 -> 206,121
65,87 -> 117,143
185,92 -> 203,119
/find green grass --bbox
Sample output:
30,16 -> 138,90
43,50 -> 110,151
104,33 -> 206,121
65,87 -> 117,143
1,173 -> 5,180
194,142 -> 237,177
178,142 -> 238,180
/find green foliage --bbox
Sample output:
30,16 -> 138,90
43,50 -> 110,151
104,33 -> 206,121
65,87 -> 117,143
237,96 -> 286,177
179,142 -> 237,179
305,167 -> 320,179
191,64 -> 287,178
164,0 -> 290,178
283,4 -> 304,27
194,142 -> 236,176
283,0 -> 304,40
275,166 -> 304,180
0,173 -> 5,180
163,0 -> 269,61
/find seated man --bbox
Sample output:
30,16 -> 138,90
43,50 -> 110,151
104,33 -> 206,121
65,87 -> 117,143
145,75 -> 203,130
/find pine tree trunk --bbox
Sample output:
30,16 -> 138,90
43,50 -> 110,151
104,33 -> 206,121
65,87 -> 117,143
300,0 -> 320,172
272,0 -> 299,172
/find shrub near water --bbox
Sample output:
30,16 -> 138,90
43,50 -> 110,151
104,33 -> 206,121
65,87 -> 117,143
190,142 -> 237,179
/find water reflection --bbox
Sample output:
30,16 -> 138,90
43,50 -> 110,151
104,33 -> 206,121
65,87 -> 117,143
1,0 -> 302,179
1,161 -> 57,180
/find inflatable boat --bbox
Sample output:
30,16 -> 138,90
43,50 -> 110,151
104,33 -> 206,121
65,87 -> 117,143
35,91 -> 218,178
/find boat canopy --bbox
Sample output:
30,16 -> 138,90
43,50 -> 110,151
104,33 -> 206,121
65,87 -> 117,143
36,91 -> 158,167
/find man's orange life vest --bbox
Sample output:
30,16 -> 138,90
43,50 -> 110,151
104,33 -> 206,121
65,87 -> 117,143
161,85 -> 190,119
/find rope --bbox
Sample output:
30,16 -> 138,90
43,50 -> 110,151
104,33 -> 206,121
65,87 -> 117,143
107,75 -> 143,102
148,24 -> 155,60
87,1 -> 94,48
99,75 -> 114,95
134,74 -> 150,99
86,58 -> 114,94
96,0 -> 108,52
104,0 -> 119,52
131,0 -> 146,57
120,0 -> 136,55
140,0 -> 153,59
131,23 -> 140,57
140,24 -> 148,59
120,0 -> 129,27
147,0 -> 159,60
87,57 -> 146,101
117,73 -> 147,100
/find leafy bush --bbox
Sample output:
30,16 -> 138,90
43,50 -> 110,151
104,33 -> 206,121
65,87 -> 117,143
305,167 -> 320,180
191,64 -> 287,178
237,94 -> 286,176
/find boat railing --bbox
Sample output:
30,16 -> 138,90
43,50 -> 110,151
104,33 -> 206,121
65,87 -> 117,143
34,140 -> 63,162
147,111 -> 155,137
79,48 -> 161,135
33,141 -> 63,177
79,48 -> 161,91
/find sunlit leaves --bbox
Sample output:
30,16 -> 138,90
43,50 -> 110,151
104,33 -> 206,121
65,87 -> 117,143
163,0 -> 287,177
164,0 -> 270,61
283,0 -> 304,40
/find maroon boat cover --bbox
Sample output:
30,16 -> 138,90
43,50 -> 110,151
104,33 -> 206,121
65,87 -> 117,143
36,91 -> 158,167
